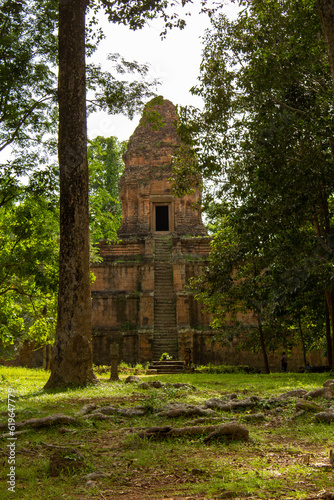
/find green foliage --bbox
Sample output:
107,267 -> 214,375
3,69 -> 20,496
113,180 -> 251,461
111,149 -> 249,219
0,129 -> 128,353
94,0 -> 193,34
159,352 -> 173,361
175,0 -> 334,368
140,95 -> 167,130
0,194 -> 59,352
86,53 -> 159,119
88,135 -> 125,243
0,0 -> 59,217
0,0 -> 58,152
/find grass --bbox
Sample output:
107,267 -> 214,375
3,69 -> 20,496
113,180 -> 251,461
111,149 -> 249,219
0,366 -> 333,499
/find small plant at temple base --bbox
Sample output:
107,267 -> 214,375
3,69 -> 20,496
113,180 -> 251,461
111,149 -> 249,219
160,352 -> 173,361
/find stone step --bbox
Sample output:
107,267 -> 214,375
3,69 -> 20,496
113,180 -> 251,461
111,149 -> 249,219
149,368 -> 183,374
152,339 -> 178,345
154,337 -> 176,340
154,332 -> 176,336
154,311 -> 176,316
154,304 -> 175,308
154,311 -> 175,314
155,300 -> 174,304
153,336 -> 177,341
154,310 -> 176,315
154,323 -> 176,326
154,328 -> 176,331
149,363 -> 185,369
153,329 -> 177,333
154,317 -> 176,321
152,336 -> 178,342
148,360 -> 185,374
155,304 -> 174,307
154,323 -> 176,327
153,330 -> 177,334
154,318 -> 176,322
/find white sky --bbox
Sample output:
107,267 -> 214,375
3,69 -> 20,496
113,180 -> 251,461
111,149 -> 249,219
88,1 -> 239,142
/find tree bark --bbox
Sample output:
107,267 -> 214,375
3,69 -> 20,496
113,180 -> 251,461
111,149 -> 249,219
257,317 -> 270,374
45,0 -> 96,388
316,0 -> 334,371
325,291 -> 334,370
298,317 -> 307,367
325,300 -> 333,367
316,0 -> 334,100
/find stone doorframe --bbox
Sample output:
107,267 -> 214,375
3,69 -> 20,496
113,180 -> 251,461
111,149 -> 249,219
150,195 -> 175,233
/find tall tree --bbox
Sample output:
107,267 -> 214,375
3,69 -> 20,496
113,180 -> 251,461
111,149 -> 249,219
44,0 -> 92,388
174,0 -> 334,369
45,0 -> 193,388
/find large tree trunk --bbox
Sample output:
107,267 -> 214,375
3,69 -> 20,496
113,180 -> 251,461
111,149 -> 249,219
316,1 -> 334,371
316,0 -> 334,97
45,0 -> 96,388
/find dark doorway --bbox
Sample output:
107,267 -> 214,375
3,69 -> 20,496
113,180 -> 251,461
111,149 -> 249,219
155,205 -> 169,231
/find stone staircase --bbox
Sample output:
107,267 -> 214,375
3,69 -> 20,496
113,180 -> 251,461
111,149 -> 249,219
153,236 -> 178,360
148,360 -> 185,374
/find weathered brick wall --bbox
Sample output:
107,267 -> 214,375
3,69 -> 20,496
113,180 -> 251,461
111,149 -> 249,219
178,329 -> 326,372
90,233 -> 212,365
92,294 -> 140,330
92,331 -> 139,366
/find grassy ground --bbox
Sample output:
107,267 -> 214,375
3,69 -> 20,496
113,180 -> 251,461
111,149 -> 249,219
0,366 -> 333,500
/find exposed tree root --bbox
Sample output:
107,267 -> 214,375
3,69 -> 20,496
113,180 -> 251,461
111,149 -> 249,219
136,421 -> 249,441
0,413 -> 77,431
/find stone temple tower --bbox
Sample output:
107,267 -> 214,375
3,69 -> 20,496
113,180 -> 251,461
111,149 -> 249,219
91,97 -> 213,365
118,97 -> 207,238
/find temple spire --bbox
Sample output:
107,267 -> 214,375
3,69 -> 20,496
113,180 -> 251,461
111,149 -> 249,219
118,96 -> 206,238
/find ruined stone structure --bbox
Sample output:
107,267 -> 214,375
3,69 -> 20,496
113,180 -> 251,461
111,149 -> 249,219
91,97 -> 213,365
90,97 -> 327,371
